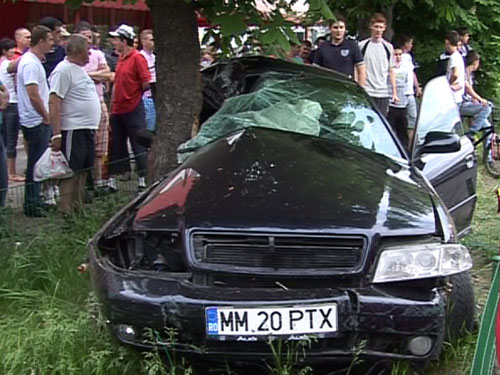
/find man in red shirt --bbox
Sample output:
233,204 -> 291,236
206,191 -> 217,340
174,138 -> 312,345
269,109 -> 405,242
13,28 -> 31,59
108,24 -> 151,191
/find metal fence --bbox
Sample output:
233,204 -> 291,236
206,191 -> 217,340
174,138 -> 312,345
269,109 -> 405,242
0,155 -> 143,234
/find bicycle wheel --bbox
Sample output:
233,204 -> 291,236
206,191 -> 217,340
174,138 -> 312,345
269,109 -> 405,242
483,133 -> 500,178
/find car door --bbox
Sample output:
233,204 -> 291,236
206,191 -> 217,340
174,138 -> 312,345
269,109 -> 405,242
412,76 -> 477,237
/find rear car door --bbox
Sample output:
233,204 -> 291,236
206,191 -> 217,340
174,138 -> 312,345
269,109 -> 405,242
412,76 -> 477,237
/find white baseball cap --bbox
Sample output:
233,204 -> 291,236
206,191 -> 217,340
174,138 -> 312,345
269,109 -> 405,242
109,24 -> 135,40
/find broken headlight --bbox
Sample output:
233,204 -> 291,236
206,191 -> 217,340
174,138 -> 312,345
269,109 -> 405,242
99,231 -> 187,272
373,243 -> 472,283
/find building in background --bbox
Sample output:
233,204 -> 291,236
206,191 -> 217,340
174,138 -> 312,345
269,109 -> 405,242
0,0 -> 153,37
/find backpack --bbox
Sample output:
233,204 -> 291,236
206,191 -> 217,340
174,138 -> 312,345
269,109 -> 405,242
360,40 -> 391,63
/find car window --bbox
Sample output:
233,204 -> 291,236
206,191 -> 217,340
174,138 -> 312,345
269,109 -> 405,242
178,72 -> 402,160
414,76 -> 462,148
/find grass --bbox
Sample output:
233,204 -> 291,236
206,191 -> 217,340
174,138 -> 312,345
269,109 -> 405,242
425,164 -> 500,375
0,166 -> 498,375
0,194 -> 145,375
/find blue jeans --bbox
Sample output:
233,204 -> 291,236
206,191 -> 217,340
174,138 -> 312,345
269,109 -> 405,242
460,100 -> 492,134
21,123 -> 51,214
1,103 -> 20,158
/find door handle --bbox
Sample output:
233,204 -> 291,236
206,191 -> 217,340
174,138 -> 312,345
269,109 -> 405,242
465,154 -> 475,169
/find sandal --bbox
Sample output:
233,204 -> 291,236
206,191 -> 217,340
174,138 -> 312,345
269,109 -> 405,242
9,174 -> 25,182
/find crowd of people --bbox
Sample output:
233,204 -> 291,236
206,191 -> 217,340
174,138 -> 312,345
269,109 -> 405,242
284,13 -> 491,152
0,17 -> 155,217
0,12 -> 493,218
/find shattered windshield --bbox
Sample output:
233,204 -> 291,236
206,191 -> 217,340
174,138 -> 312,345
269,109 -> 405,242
178,72 -> 402,160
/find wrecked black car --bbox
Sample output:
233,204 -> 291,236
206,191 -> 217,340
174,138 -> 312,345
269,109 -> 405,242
89,57 -> 477,366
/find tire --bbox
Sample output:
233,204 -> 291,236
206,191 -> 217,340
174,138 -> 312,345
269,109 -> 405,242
483,134 -> 500,178
445,272 -> 475,342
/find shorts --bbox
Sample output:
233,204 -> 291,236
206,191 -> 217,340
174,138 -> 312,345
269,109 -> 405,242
62,129 -> 96,173
95,99 -> 109,157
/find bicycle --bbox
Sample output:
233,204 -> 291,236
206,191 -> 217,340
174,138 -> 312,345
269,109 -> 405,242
466,107 -> 500,178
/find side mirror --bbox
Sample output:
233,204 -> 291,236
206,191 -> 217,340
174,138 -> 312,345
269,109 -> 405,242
417,131 -> 461,157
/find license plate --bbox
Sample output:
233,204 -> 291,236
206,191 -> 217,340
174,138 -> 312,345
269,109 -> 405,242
206,303 -> 337,338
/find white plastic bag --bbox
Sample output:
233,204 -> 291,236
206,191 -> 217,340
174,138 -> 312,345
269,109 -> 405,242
33,148 -> 74,182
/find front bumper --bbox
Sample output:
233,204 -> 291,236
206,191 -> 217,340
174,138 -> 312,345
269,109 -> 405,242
89,242 -> 446,362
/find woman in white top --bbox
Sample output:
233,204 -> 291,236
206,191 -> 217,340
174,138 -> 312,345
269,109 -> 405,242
0,37 -> 24,182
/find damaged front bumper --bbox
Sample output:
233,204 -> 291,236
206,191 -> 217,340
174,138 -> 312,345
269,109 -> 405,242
89,241 -> 446,363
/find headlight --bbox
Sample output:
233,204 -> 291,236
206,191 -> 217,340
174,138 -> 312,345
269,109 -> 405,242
373,243 -> 472,283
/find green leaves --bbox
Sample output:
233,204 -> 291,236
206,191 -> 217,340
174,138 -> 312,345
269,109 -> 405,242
212,13 -> 248,35
196,0 -> 335,58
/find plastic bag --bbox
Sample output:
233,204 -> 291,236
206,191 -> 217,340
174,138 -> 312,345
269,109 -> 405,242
34,148 -> 74,182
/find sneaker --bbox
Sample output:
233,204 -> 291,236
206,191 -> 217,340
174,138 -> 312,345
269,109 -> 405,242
45,196 -> 57,206
108,177 -> 117,192
138,177 -> 147,191
43,185 -> 57,205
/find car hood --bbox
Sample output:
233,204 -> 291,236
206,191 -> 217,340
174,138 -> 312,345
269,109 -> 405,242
133,128 -> 437,236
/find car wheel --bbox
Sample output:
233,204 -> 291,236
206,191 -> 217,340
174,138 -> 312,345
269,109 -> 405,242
445,271 -> 475,342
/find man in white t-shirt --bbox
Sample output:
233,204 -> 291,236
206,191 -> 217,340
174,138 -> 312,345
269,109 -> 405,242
139,29 -> 157,185
139,29 -> 156,100
49,34 -> 101,216
445,30 -> 465,105
399,35 -> 422,134
359,13 -> 398,117
17,25 -> 54,217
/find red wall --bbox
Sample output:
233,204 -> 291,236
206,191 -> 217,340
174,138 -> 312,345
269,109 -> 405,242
0,1 -> 152,39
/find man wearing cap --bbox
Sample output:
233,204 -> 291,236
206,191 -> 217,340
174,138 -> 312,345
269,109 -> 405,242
108,24 -> 151,191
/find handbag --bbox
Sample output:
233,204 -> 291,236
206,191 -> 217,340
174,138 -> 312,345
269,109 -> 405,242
33,148 -> 74,182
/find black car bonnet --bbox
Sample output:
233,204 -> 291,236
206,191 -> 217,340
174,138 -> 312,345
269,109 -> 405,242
133,128 -> 436,236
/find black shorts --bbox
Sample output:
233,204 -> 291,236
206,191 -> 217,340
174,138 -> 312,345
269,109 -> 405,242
61,129 -> 96,173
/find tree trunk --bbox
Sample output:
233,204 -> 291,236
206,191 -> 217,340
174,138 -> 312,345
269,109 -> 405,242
384,3 -> 395,42
147,0 -> 202,179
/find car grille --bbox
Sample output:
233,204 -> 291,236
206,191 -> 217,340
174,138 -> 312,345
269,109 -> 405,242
207,274 -> 361,289
191,232 -> 366,272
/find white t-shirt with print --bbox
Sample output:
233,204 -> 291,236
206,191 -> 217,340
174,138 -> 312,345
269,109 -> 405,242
17,51 -> 49,127
446,51 -> 465,104
49,59 -> 101,131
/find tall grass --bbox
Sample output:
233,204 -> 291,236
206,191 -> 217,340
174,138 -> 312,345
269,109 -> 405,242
0,194 -> 145,375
